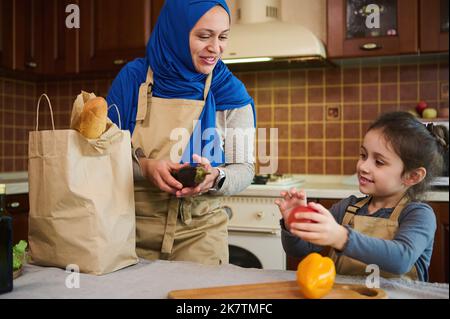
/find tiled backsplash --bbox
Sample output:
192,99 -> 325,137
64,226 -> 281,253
243,61 -> 449,175
1,60 -> 448,174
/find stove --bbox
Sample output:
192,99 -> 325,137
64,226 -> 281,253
251,174 -> 305,188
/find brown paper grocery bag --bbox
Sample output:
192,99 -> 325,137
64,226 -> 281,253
28,94 -> 138,275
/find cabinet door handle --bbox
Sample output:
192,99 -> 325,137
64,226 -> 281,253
25,61 -> 38,68
7,202 -> 20,209
360,43 -> 382,51
113,59 -> 127,65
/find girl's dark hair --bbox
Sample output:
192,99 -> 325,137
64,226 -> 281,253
368,111 -> 449,201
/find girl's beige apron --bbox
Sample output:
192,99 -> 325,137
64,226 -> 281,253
329,196 -> 419,280
131,68 -> 228,265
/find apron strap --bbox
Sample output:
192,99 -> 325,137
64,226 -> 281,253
160,197 -> 193,257
137,68 -> 212,121
160,197 -> 179,257
342,195 -> 409,225
389,195 -> 410,221
342,196 -> 371,226
136,68 -> 154,121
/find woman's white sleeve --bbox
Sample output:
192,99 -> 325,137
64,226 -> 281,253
212,104 -> 256,196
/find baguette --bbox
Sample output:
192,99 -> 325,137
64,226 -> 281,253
79,97 -> 108,139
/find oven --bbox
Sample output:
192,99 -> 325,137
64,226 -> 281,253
223,175 -> 304,270
224,196 -> 286,270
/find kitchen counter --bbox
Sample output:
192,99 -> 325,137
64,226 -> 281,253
1,259 -> 448,299
1,172 -> 448,202
240,174 -> 449,202
0,171 -> 28,194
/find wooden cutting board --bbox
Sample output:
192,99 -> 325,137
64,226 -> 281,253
168,280 -> 387,299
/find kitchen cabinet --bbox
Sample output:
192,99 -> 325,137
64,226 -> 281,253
79,0 -> 161,73
0,0 -> 164,75
327,0 -> 419,58
4,193 -> 29,246
1,0 -> 73,74
1,0 -> 45,72
42,0 -> 79,75
428,202 -> 449,283
420,0 -> 449,53
286,198 -> 450,283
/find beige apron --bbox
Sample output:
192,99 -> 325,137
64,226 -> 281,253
329,196 -> 419,280
132,68 -> 228,265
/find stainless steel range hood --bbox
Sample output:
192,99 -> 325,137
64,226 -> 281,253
222,0 -> 332,70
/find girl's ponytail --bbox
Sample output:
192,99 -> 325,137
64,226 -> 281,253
426,123 -> 449,152
426,123 -> 449,177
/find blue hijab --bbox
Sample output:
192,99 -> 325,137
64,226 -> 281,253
107,0 -> 255,166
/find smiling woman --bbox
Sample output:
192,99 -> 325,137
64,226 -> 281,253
190,5 -> 230,74
106,0 -> 256,266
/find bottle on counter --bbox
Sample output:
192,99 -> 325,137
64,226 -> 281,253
0,184 -> 13,294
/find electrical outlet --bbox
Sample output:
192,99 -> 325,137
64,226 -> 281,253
326,105 -> 341,121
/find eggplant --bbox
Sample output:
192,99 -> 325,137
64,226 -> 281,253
172,166 -> 210,188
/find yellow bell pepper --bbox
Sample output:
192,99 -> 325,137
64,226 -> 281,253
296,253 -> 336,299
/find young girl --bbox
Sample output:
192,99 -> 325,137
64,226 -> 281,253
276,112 -> 449,281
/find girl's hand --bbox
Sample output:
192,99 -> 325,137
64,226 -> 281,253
139,158 -> 188,194
289,202 -> 349,250
274,188 -> 307,230
175,154 -> 219,198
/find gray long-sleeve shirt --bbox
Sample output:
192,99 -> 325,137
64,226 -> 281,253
281,195 -> 437,281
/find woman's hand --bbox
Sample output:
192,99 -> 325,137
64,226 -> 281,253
275,188 -> 308,231
175,154 -> 219,198
289,202 -> 349,250
139,158 -> 188,194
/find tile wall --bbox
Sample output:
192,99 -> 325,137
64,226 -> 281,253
0,59 -> 448,174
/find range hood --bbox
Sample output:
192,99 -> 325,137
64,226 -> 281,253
222,0 -> 332,70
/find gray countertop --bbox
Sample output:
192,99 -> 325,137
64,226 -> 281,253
0,171 -> 29,195
2,259 -> 448,299
240,174 -> 449,202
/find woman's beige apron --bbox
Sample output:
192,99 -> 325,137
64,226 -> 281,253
329,196 -> 419,280
131,68 -> 228,265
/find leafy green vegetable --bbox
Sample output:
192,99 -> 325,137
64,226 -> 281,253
13,240 -> 28,271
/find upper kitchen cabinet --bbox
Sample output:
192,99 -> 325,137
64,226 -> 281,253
327,0 -> 419,58
42,0 -> 79,75
1,0 -> 77,74
1,0 -> 164,75
420,0 -> 449,53
1,0 -> 45,73
78,0 -> 162,73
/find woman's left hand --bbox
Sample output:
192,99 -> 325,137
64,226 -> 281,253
175,154 -> 219,198
289,202 -> 349,250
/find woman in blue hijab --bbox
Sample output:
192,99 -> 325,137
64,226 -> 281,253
107,0 -> 256,265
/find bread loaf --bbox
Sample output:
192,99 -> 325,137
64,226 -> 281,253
79,97 -> 108,139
